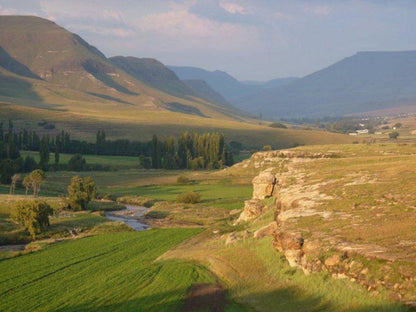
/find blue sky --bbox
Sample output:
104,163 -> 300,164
1,0 -> 416,80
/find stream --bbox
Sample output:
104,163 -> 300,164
105,205 -> 150,231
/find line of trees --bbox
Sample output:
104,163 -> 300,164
0,120 -> 235,184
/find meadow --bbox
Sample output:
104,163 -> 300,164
0,228 -> 243,312
1,143 -> 414,311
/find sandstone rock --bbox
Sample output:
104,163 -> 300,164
302,240 -> 321,255
254,221 -> 278,239
235,199 -> 263,223
274,231 -> 304,251
252,171 -> 277,199
325,255 -> 341,267
284,249 -> 304,267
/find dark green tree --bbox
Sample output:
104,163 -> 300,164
10,200 -> 53,238
67,176 -> 96,210
39,136 -> 50,170
68,154 -> 86,171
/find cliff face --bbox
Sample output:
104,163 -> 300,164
236,149 -> 416,305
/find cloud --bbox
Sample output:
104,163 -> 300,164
67,24 -> 135,38
304,4 -> 331,16
133,8 -> 258,49
219,1 -> 251,15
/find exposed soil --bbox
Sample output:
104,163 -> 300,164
183,283 -> 227,312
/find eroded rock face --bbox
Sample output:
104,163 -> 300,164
273,231 -> 305,268
252,170 -> 277,199
235,199 -> 264,223
254,221 -> 278,239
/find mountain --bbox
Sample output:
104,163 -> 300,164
168,65 -> 260,102
241,77 -> 298,89
0,15 -> 354,148
182,79 -> 231,108
168,65 -> 297,107
0,16 -> 250,120
238,51 -> 416,118
109,56 -> 195,98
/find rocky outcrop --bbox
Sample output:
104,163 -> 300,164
235,199 -> 264,223
254,221 -> 278,239
252,170 -> 277,199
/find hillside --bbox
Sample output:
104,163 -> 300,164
182,79 -> 232,108
0,15 -> 354,148
238,51 -> 416,118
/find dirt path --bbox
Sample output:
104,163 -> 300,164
183,283 -> 227,312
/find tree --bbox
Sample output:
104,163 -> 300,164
39,136 -> 50,170
10,174 -> 20,195
68,154 -> 86,171
24,169 -> 46,197
67,176 -> 96,210
389,131 -> 399,139
10,200 -> 53,238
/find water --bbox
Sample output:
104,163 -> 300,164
105,204 -> 150,231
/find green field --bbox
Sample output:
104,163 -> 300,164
21,151 -> 142,170
0,228 -> 246,312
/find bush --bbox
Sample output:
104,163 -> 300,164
10,200 -> 53,238
116,196 -> 154,208
269,122 -> 287,129
176,191 -> 201,204
67,176 -> 97,210
389,131 -> 399,139
177,175 -> 195,184
68,154 -> 87,171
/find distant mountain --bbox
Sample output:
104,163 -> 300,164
241,77 -> 298,89
238,51 -> 416,118
168,65 -> 296,107
182,79 -> 231,108
168,65 -> 259,102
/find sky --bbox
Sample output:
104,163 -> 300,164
1,0 -> 416,80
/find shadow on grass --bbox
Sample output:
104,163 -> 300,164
47,286 -> 407,312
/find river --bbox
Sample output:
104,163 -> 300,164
105,204 -> 150,231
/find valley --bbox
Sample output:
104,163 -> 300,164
1,7 -> 416,312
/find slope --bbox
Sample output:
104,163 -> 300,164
238,51 -> 416,118
0,15 -> 355,148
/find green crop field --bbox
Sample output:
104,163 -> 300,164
0,228 -> 242,312
21,151 -> 142,170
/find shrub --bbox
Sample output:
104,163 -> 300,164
389,131 -> 399,139
269,122 -> 287,129
67,176 -> 97,210
262,145 -> 272,151
68,154 -> 87,171
177,175 -> 192,184
10,200 -> 53,238
176,191 -> 201,204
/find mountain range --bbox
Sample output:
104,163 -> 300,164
0,15 -> 353,148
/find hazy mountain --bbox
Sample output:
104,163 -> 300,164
241,77 -> 298,89
238,51 -> 416,118
168,65 -> 297,107
182,79 -> 231,108
168,65 -> 260,102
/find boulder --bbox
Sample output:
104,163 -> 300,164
252,171 -> 277,199
235,199 -> 264,223
325,255 -> 341,267
254,221 -> 278,239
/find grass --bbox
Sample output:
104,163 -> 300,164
0,228 -> 241,312
21,151 -> 142,170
